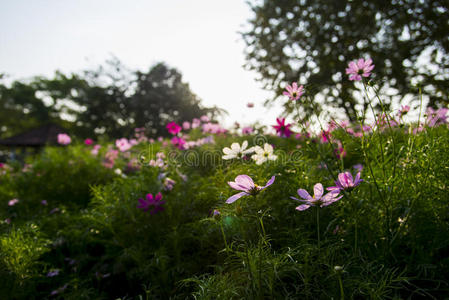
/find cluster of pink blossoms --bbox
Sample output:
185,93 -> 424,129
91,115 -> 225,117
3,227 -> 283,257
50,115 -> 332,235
202,122 -> 226,134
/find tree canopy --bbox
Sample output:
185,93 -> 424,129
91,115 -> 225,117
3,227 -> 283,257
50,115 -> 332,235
0,60 -> 222,139
242,0 -> 449,121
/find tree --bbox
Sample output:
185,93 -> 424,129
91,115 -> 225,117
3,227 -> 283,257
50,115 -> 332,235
242,0 -> 449,121
0,60 -> 222,139
128,62 -> 221,136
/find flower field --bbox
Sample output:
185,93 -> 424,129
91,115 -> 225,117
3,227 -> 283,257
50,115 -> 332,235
1,63 -> 449,299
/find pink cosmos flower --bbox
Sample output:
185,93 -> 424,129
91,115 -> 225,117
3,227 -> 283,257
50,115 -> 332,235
103,149 -> 119,168
84,138 -> 94,145
0,163 -> 4,168
273,118 -> 293,138
226,175 -> 275,204
353,164 -> 363,172
362,125 -> 372,132
50,284 -> 68,296
163,178 -> 176,191
49,207 -> 60,214
91,144 -> 101,155
200,115 -> 210,122
376,113 -> 399,129
334,141 -> 346,159
166,122 -> 182,135
137,192 -> 165,214
182,121 -> 191,130
398,105 -> 410,117
57,133 -> 71,145
327,171 -> 363,192
426,107 -> 448,127
202,122 -> 226,134
413,125 -> 425,134
8,198 -> 19,206
283,82 -> 304,101
291,183 -> 343,211
320,130 -> 331,143
192,118 -> 201,129
115,138 -> 132,152
242,126 -> 254,135
345,58 -> 375,81
149,158 -> 165,168
47,269 -> 60,277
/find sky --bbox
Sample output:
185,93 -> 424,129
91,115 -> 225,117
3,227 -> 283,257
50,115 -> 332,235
0,0 -> 284,129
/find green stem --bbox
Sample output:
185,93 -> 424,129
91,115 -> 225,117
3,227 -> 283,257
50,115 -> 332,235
219,222 -> 229,253
338,274 -> 345,300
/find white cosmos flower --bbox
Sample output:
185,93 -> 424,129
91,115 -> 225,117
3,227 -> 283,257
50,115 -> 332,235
251,143 -> 277,165
222,140 -> 255,160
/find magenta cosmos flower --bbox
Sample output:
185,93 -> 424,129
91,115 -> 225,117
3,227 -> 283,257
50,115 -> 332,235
345,58 -> 374,81
137,192 -> 165,214
226,175 -> 275,204
273,118 -> 293,138
166,122 -> 182,135
327,171 -> 363,192
171,136 -> 186,149
57,133 -> 71,145
283,82 -> 304,101
84,138 -> 94,145
291,183 -> 342,211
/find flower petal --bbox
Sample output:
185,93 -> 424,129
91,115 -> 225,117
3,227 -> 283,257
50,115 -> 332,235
297,188 -> 312,200
231,143 -> 240,151
264,143 -> 273,153
234,175 -> 255,189
228,181 -> 249,192
314,183 -> 324,199
222,147 -> 232,154
242,146 -> 255,154
261,176 -> 275,189
155,192 -> 162,201
226,192 -> 248,204
326,186 -> 341,192
295,204 -> 311,211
